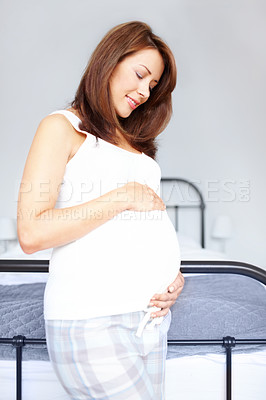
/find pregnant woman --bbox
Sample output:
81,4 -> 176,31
17,21 -> 184,400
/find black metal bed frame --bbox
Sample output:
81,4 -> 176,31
0,178 -> 265,399
0,259 -> 266,400
161,177 -> 206,248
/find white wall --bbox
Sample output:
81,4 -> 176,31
1,0 -> 265,268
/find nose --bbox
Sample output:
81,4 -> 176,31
137,81 -> 150,100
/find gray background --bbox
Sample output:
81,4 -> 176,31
1,0 -> 265,268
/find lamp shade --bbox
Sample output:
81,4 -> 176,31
0,217 -> 17,240
212,215 -> 233,240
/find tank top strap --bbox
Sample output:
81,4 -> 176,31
49,110 -> 89,137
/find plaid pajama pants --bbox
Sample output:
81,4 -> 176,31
45,310 -> 171,400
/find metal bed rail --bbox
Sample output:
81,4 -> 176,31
0,259 -> 266,400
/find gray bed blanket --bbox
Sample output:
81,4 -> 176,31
0,274 -> 266,361
0,283 -> 48,361
167,273 -> 266,358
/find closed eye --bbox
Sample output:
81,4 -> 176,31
136,72 -> 153,92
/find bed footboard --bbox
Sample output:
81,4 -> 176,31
0,259 -> 266,400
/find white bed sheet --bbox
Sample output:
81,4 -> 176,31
176,233 -> 229,261
1,350 -> 266,400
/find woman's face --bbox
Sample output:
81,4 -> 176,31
109,48 -> 164,118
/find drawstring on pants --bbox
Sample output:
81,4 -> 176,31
136,308 -> 163,337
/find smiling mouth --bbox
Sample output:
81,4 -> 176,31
126,96 -> 139,110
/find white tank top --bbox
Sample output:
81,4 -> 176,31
44,110 -> 180,324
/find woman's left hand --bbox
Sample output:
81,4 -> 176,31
149,270 -> 185,318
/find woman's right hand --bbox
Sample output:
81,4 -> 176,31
122,182 -> 166,212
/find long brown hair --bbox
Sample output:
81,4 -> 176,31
70,21 -> 177,159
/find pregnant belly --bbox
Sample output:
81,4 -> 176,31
76,210 -> 180,301
49,210 -> 180,311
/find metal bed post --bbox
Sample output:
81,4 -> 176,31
168,336 -> 266,400
12,335 -> 25,400
0,336 -> 47,400
223,336 -> 235,400
174,205 -> 178,232
0,336 -> 25,400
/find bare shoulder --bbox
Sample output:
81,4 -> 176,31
33,113 -> 80,160
37,113 -> 75,143
20,113 -> 77,183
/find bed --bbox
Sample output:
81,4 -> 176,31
0,178 -> 265,400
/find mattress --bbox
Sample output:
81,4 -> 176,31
1,351 -> 266,400
1,273 -> 265,360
